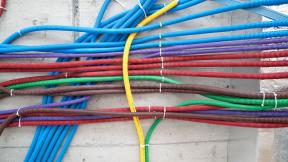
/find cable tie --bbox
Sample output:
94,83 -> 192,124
148,105 -> 151,112
261,91 -> 266,107
159,40 -> 162,48
159,33 -> 162,39
273,92 -> 278,110
113,0 -> 127,9
140,144 -> 149,148
17,30 -> 22,36
0,6 -> 7,11
160,69 -> 163,76
65,72 -> 69,78
137,0 -> 147,17
159,83 -> 162,93
161,76 -> 165,83
10,89 -> 14,96
159,22 -> 163,28
163,106 -> 166,119
16,107 -> 22,127
161,57 -> 164,69
154,111 -> 157,119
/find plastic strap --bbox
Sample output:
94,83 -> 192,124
137,0 -> 147,17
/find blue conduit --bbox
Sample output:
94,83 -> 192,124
0,0 -> 285,161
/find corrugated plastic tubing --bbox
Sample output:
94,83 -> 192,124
3,82 -> 288,99
1,0 -> 286,45
123,2 -> 178,161
1,20 -> 288,53
2,50 -> 288,87
29,0 -> 158,161
1,37 -> 288,58
6,108 -> 288,124
1,0 -> 286,160
28,1 -> 110,161
1,29 -> 288,54
5,117 -> 288,129
15,70 -> 288,80
51,1 -> 154,161
3,59 -> 288,70
25,0 -> 113,160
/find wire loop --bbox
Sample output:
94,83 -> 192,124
261,91 -> 266,107
137,0 -> 147,17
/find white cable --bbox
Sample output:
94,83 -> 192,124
137,0 -> 147,17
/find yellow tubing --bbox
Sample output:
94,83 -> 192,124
122,1 -> 178,162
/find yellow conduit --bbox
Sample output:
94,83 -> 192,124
122,1 -> 178,162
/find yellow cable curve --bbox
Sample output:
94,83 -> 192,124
122,1 -> 178,162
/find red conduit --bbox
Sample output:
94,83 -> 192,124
1,69 -> 288,88
1,60 -> 288,71
7,117 -> 288,128
1,50 -> 288,69
0,105 -> 220,119
75,70 -> 288,79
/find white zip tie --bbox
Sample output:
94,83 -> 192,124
159,22 -> 163,28
65,72 -> 68,78
261,91 -> 266,107
0,6 -> 7,11
137,0 -> 147,17
16,108 -> 22,127
113,0 -> 127,9
17,30 -> 22,36
140,144 -> 149,148
163,106 -> 166,119
10,89 -> 14,96
161,57 -> 164,69
273,92 -> 278,110
159,83 -> 162,93
148,105 -> 151,112
159,40 -> 162,47
160,69 -> 163,76
161,76 -> 165,82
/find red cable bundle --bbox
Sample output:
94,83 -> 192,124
0,0 -> 6,17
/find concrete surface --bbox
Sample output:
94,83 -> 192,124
0,0 -> 270,162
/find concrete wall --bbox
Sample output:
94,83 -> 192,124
0,1 -> 263,161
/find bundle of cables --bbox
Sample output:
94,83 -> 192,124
0,0 -> 6,18
1,0 -> 288,162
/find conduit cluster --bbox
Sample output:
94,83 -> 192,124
0,0 -> 288,161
